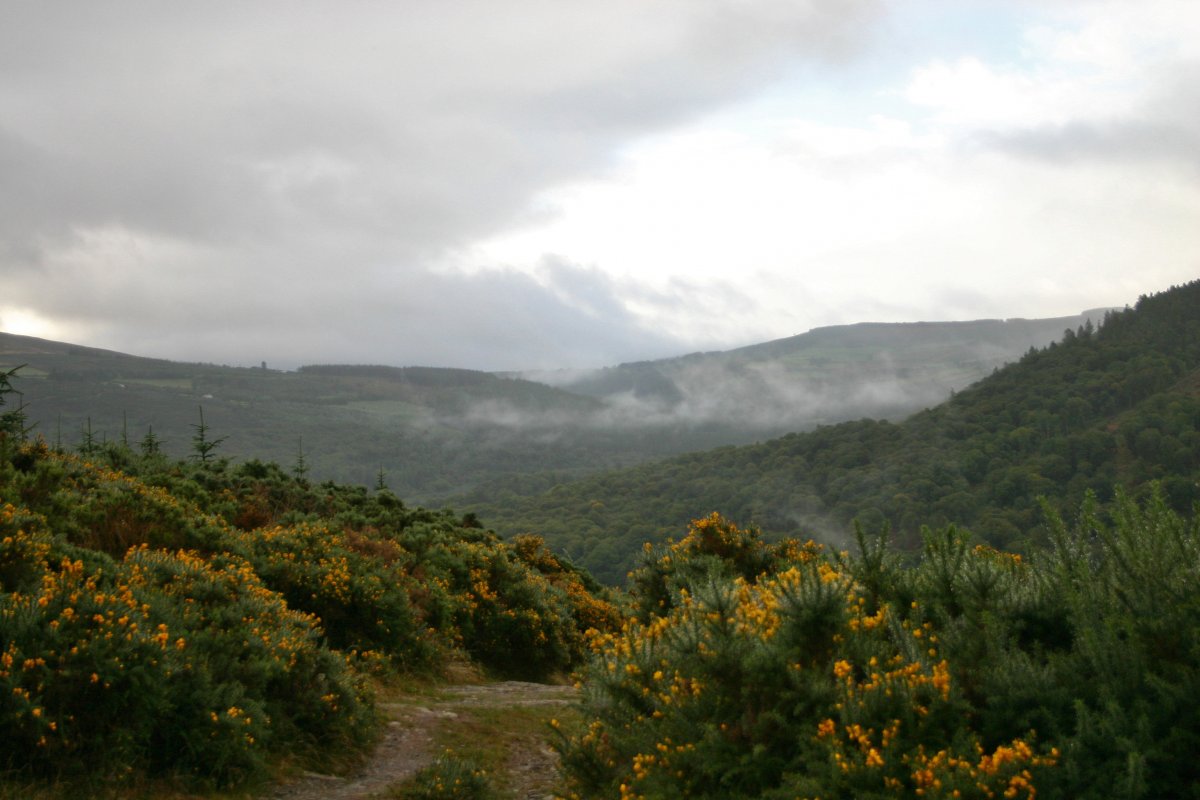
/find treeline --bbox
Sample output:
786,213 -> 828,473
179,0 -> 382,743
463,281 -> 1200,584
0,374 -> 619,790
556,500 -> 1200,798
1,336 -> 732,502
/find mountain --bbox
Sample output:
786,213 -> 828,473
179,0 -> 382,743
0,335 -> 609,499
460,283 -> 1200,584
1,309 -> 1103,505
518,311 -> 1110,430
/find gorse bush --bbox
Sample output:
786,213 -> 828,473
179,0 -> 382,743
558,499 -> 1200,799
405,525 -> 618,678
391,750 -> 498,800
0,509 -> 375,785
0,432 -> 619,788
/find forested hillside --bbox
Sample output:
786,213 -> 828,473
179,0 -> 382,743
464,282 -> 1200,584
526,312 -> 1108,426
0,338 -> 622,500
1,312 -> 1097,506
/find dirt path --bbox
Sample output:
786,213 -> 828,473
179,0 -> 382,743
269,681 -> 577,800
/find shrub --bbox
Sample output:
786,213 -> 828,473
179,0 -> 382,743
559,504 -> 1200,799
0,525 -> 377,787
390,751 -> 498,800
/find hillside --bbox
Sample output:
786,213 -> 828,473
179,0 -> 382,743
0,313 -> 1096,504
462,282 -> 1200,584
520,311 -> 1108,428
0,335 -> 624,500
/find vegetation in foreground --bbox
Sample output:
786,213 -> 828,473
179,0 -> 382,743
0,369 -> 620,791
556,505 -> 1200,799
391,751 -> 498,800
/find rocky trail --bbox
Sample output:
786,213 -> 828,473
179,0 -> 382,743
270,679 -> 577,800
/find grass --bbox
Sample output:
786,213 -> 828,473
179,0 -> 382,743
345,399 -> 433,421
117,377 -> 195,390
373,667 -> 582,800
426,703 -> 581,798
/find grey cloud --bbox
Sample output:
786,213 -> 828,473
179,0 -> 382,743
980,63 -> 1200,176
3,249 -> 689,371
0,1 -> 882,368
988,120 -> 1200,173
0,2 -> 884,250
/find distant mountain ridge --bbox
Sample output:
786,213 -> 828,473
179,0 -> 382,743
519,310 -> 1112,430
1,307 -> 1108,506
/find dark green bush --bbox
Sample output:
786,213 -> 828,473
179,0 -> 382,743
560,497 -> 1200,799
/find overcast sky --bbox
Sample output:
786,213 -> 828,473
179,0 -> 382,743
1,1 -> 1198,371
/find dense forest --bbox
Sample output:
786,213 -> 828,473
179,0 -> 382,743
463,282 -> 1200,583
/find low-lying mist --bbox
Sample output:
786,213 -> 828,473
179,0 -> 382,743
468,350 -> 991,437
476,314 -> 1110,439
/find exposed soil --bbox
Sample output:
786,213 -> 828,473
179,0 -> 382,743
269,680 -> 577,800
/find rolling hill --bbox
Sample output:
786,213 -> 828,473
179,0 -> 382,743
1,309 -> 1104,506
460,282 -> 1200,583
518,312 -> 1110,431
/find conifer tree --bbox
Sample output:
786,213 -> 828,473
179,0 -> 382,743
190,406 -> 227,463
79,417 -> 98,456
0,365 -> 30,442
140,426 -> 162,457
292,436 -> 309,481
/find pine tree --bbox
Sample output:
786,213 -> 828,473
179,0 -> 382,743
292,436 -> 309,481
140,426 -> 163,457
0,365 -> 30,442
79,417 -> 99,456
0,366 -> 31,465
190,406 -> 227,463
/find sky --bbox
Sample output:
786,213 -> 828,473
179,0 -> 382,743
1,0 -> 1198,372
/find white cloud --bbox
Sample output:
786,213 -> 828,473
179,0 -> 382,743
466,0 -> 1200,346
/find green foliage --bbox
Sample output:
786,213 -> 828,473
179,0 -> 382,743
397,523 -> 617,679
292,435 -> 309,481
468,281 -> 1200,582
0,502 -> 375,787
189,405 -> 227,463
558,497 -> 1200,799
0,419 -> 618,788
0,366 -> 29,444
390,751 -> 497,800
2,310 -> 1099,508
139,425 -> 162,457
